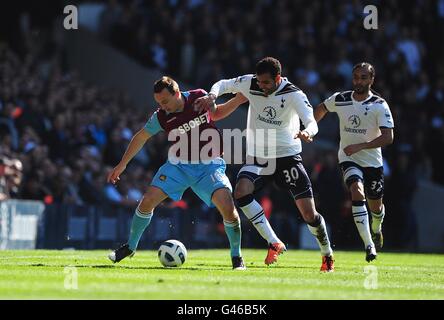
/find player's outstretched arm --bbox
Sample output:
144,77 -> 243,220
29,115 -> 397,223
107,128 -> 151,184
314,103 -> 329,122
194,77 -> 248,113
212,93 -> 248,121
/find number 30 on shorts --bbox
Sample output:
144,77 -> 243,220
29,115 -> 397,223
283,167 -> 299,183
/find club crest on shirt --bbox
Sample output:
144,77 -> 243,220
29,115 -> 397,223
280,97 -> 286,108
256,106 -> 283,126
263,106 -> 277,120
344,114 -> 367,134
348,115 -> 361,128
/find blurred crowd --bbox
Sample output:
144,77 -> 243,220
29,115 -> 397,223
2,0 -> 443,249
0,37 -> 164,207
99,0 -> 444,185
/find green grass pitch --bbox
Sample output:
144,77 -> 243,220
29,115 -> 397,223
0,249 -> 443,299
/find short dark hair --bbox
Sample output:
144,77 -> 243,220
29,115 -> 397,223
256,57 -> 282,78
154,76 -> 179,94
353,62 -> 375,78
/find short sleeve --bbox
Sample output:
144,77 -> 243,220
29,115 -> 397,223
323,92 -> 340,112
232,75 -> 252,94
143,112 -> 163,135
377,101 -> 394,129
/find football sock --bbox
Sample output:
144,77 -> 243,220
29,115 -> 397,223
223,219 -> 242,257
352,200 -> 374,248
371,205 -> 385,234
307,214 -> 333,256
128,208 -> 153,251
237,194 -> 280,244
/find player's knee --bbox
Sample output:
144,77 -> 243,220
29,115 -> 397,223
305,212 -> 321,227
234,179 -> 254,200
349,182 -> 365,200
368,201 -> 383,213
139,194 -> 156,212
301,208 -> 317,224
295,197 -> 317,223
234,188 -> 248,200
212,188 -> 237,217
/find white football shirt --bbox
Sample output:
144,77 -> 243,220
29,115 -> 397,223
323,90 -> 394,167
210,74 -> 318,158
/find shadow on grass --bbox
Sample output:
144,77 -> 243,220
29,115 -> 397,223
21,263 -> 312,271
24,263 -> 206,271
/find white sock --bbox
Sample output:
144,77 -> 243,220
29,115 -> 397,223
307,214 -> 333,256
371,205 -> 385,234
352,201 -> 374,248
240,199 -> 280,244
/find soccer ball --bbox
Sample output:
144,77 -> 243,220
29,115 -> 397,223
158,239 -> 187,267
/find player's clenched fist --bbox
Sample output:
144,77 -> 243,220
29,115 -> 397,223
194,93 -> 217,113
295,130 -> 313,143
107,163 -> 126,184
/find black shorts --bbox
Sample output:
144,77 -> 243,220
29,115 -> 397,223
339,161 -> 384,200
236,154 -> 313,200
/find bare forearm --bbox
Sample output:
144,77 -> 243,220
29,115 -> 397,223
119,129 -> 150,166
212,94 -> 246,121
344,129 -> 393,156
361,133 -> 393,150
314,103 -> 328,122
211,104 -> 237,121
